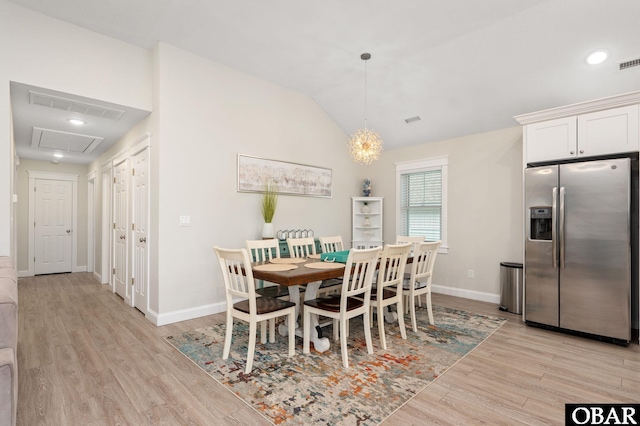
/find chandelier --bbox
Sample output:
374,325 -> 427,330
348,53 -> 383,165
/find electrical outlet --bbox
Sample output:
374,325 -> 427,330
468,269 -> 475,279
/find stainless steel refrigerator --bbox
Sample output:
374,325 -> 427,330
524,157 -> 636,343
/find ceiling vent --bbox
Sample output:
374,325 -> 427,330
31,127 -> 103,154
619,58 -> 640,71
404,116 -> 421,124
29,91 -> 126,120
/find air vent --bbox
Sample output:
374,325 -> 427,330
619,58 -> 640,71
404,116 -> 421,124
28,91 -> 126,120
31,127 -> 103,154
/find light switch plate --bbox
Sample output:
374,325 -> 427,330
179,216 -> 191,227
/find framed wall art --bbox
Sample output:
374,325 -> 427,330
237,154 -> 332,198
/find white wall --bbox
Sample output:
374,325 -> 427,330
363,126 -> 524,301
153,43 -> 356,322
0,0 -> 152,257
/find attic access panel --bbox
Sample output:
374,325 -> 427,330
31,127 -> 104,154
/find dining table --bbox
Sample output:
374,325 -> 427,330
251,256 -> 345,353
251,253 -> 412,353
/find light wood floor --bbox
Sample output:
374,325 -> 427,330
17,273 -> 640,425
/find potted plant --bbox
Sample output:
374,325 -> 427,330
261,182 -> 278,239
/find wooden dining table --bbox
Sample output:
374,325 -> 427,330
251,253 -> 413,353
251,257 -> 345,353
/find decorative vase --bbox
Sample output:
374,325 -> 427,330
363,217 -> 371,227
361,204 -> 371,214
262,222 -> 274,239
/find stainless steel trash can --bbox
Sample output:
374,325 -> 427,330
499,262 -> 523,314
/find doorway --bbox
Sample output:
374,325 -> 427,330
27,171 -> 78,276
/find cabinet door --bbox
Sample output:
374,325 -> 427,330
577,104 -> 639,158
525,116 -> 577,164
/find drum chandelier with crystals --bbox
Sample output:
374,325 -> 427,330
348,53 -> 383,165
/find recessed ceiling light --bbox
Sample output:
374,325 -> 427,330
68,118 -> 85,125
53,153 -> 64,158
586,50 -> 608,65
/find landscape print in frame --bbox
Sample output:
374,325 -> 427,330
237,154 -> 332,198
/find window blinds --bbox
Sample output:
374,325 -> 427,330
400,169 -> 442,240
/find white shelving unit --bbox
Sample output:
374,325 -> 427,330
352,197 -> 383,249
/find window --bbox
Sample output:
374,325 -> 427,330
396,156 -> 448,253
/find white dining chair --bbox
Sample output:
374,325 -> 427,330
317,235 -> 346,295
319,235 -> 344,253
245,239 -> 289,342
245,238 -> 280,262
396,235 -> 425,305
369,243 -> 411,350
287,237 -> 316,258
213,246 -> 296,374
396,235 -> 424,252
403,241 -> 441,331
303,246 -> 382,368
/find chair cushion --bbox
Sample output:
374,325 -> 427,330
319,279 -> 342,289
255,285 -> 292,299
370,288 -> 397,301
303,295 -> 364,312
402,279 -> 428,290
234,297 -> 295,315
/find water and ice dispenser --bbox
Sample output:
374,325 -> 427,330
530,207 -> 552,240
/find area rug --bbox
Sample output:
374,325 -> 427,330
165,305 -> 506,425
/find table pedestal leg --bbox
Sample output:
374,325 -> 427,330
276,282 -> 330,353
278,285 -> 300,336
304,281 -> 330,353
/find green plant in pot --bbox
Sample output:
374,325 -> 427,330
261,182 -> 278,239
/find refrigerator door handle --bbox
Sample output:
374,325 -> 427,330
559,186 -> 566,269
552,187 -> 558,268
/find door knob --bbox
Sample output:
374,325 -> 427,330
66,229 -> 71,233
579,150 -> 584,154
139,237 -> 146,243
120,235 -> 125,240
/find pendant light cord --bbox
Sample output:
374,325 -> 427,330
364,57 -> 368,130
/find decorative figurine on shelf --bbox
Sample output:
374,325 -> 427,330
363,178 -> 371,197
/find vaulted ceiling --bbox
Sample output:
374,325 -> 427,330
9,0 -> 640,163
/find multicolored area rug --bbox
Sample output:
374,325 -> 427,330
165,305 -> 506,425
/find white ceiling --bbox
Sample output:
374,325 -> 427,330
11,82 -> 150,164
8,0 -> 640,163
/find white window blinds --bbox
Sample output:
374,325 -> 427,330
400,169 -> 442,240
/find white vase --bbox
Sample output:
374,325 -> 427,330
262,222 -> 274,239
361,205 -> 371,214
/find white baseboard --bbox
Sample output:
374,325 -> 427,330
73,265 -> 87,273
432,284 -> 501,304
93,271 -> 102,283
18,270 -> 30,278
151,301 -> 228,326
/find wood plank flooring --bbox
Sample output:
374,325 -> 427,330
16,273 -> 640,425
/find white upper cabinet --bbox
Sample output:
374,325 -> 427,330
525,116 -> 577,163
577,105 -> 639,158
516,91 -> 640,165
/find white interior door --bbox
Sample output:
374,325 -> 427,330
132,148 -> 149,314
34,179 -> 73,275
113,160 -> 130,304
